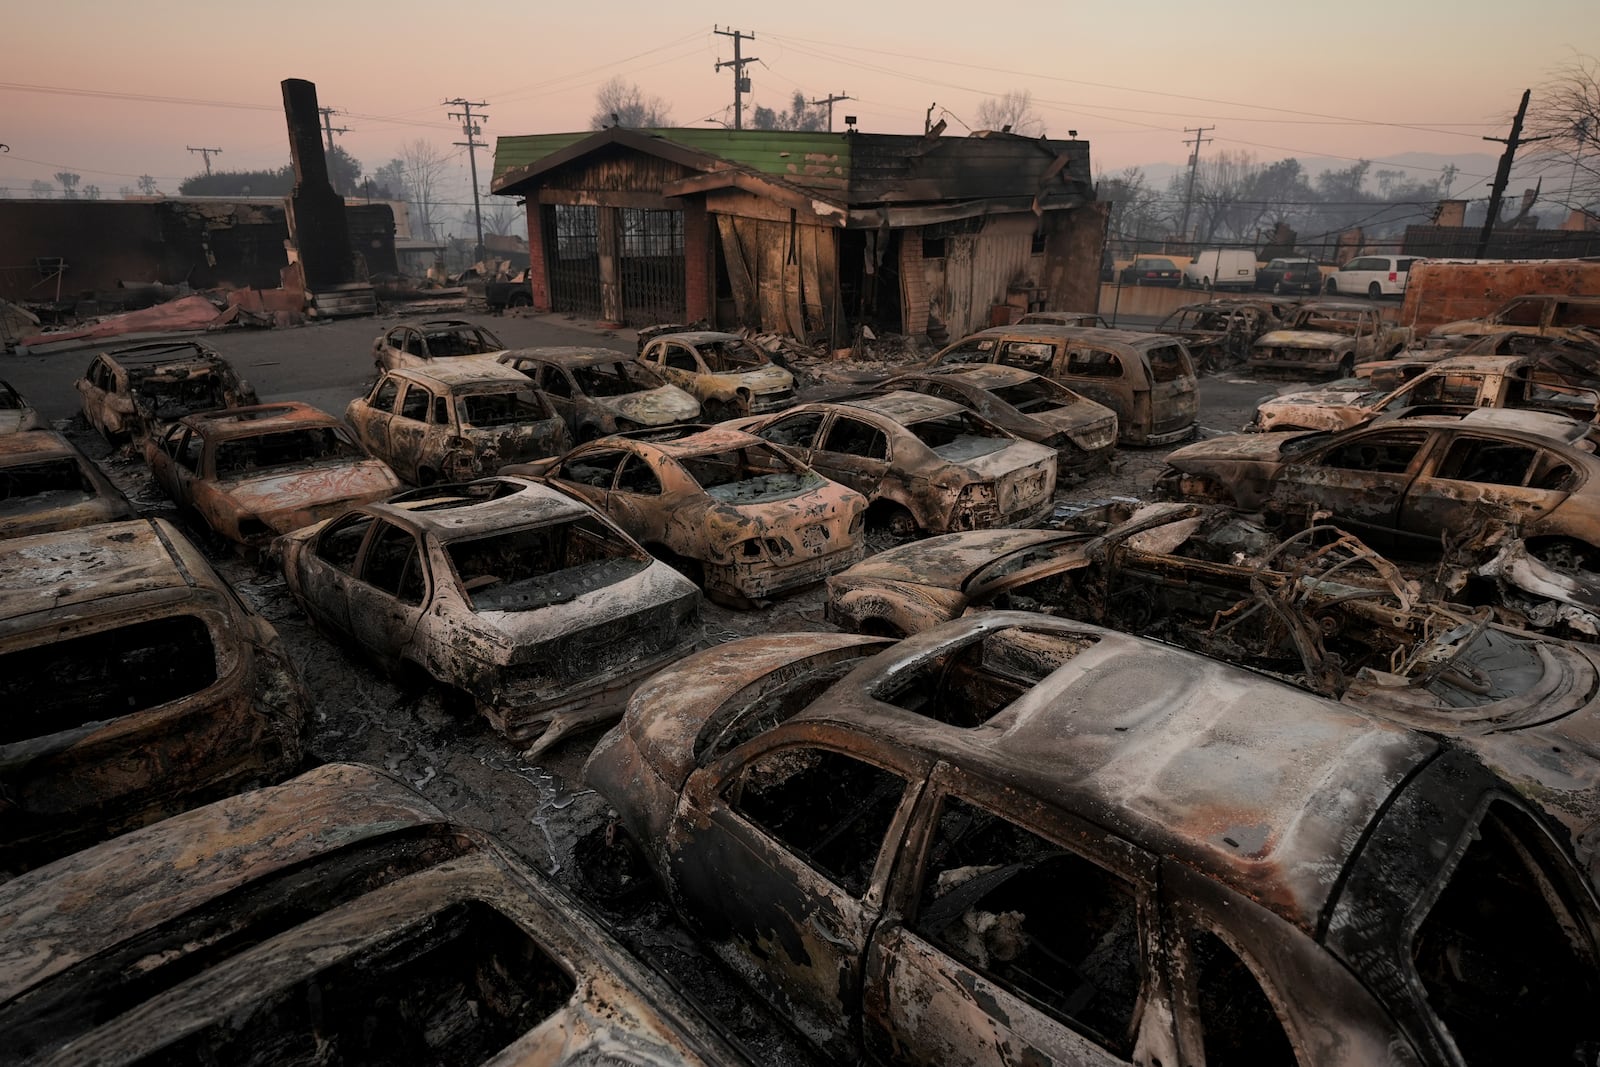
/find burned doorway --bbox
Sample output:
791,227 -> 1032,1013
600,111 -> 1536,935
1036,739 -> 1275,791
618,208 -> 685,327
839,229 -> 903,338
544,204 -> 602,318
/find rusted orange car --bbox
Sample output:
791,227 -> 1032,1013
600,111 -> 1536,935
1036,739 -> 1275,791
144,402 -> 401,548
506,427 -> 867,606
1,428 -> 135,539
636,330 -> 797,418
75,340 -> 259,443
372,318 -> 507,371
0,518 -> 308,873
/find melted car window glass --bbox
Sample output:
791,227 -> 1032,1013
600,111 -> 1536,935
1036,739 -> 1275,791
213,428 -> 363,475
989,378 -> 1072,414
572,361 -> 657,396
459,391 -> 548,428
1412,802 -> 1600,1066
0,458 -> 92,505
727,747 -> 906,897
1,615 -> 218,743
872,627 -> 1098,726
909,411 -> 1009,462
1188,929 -> 1299,1066
447,517 -> 648,612
915,796 -> 1142,1054
682,447 -> 822,503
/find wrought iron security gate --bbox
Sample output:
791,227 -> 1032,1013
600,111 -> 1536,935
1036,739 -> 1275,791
618,208 -> 685,327
546,204 -> 602,317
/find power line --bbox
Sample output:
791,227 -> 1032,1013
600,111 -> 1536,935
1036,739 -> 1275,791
318,107 -> 350,153
809,91 -> 852,132
444,98 -> 489,260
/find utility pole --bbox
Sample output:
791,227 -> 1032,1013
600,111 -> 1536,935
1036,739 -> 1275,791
1477,90 -> 1552,257
810,91 -> 852,133
445,98 -> 489,263
713,27 -> 757,130
186,146 -> 223,176
317,107 -> 350,152
1177,125 -> 1213,243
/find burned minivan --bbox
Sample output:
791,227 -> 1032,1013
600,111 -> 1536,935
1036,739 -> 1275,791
0,518 -> 308,873
75,340 -> 259,443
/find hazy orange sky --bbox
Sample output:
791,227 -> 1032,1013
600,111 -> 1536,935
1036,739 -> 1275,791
3,0 -> 1592,207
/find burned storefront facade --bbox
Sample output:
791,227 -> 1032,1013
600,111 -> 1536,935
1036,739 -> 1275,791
490,126 -> 1104,345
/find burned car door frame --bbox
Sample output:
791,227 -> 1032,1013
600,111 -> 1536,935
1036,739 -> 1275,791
1396,429 -> 1581,548
346,519 -> 431,662
1269,428 -> 1432,545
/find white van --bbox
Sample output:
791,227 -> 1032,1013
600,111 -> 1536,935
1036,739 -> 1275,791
1182,250 -> 1257,290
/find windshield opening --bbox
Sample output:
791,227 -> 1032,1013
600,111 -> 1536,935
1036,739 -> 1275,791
458,390 -> 548,428
701,340 -> 768,370
213,428 -> 364,475
571,361 -> 660,396
910,411 -> 1010,462
680,446 -> 824,503
447,516 -> 648,611
0,458 -> 92,504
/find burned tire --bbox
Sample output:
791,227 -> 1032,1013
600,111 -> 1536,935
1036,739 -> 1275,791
507,292 -> 532,308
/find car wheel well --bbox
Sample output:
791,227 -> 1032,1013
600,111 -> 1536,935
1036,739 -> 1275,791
857,616 -> 906,639
1368,282 -> 1383,299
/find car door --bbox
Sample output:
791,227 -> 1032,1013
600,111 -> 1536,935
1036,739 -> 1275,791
388,383 -> 433,482
534,364 -> 581,434
863,765 -> 1165,1067
296,510 -> 378,637
1269,428 -> 1431,544
149,423 -> 201,504
648,342 -> 703,395
544,446 -> 627,514
351,375 -> 401,459
749,409 -> 826,464
348,519 -> 428,663
1058,345 -> 1131,428
1396,432 -> 1577,548
670,739 -> 926,1056
608,453 -> 668,542
811,414 -> 893,499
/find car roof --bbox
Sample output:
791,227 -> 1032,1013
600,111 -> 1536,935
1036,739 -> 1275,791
964,324 -> 1171,349
363,477 -> 593,539
837,389 -> 968,424
384,361 -> 533,390
801,612 -> 1439,933
1457,407 -> 1596,443
623,425 -> 769,459
100,341 -> 221,366
501,346 -> 631,367
182,401 -> 339,439
645,330 -> 743,346
414,319 -> 480,331
0,518 -> 212,623
0,427 -> 77,464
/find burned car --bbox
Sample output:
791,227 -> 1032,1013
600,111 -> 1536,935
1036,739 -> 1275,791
0,762 -> 740,1065
1158,408 -> 1600,560
279,477 -> 701,753
345,363 -> 567,485
586,611 -> 1600,1066
0,518 -> 307,873
878,366 -> 1117,471
75,340 -> 259,443
1249,301 -> 1411,378
1014,310 -> 1108,328
145,402 -> 402,548
1431,294 -> 1600,343
1,428 -> 135,539
0,380 -> 45,433
636,330 -> 797,418
372,318 -> 507,371
736,392 -> 1058,536
507,427 -> 866,607
1154,299 -> 1283,372
499,346 -> 701,440
1254,353 -> 1600,433
930,325 -> 1199,446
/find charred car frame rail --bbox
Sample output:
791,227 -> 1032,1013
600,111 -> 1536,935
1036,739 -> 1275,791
75,340 -> 259,444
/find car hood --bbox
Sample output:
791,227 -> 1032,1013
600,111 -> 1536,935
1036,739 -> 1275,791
706,365 -> 794,392
596,386 -> 701,425
944,439 -> 1056,479
217,461 -> 401,531
1257,329 -> 1356,349
1260,383 -> 1385,411
837,528 -> 1079,591
1166,431 -> 1304,466
466,560 -> 698,659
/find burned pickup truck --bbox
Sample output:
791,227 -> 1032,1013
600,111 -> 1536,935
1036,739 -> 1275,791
75,340 -> 259,443
1249,301 -> 1410,378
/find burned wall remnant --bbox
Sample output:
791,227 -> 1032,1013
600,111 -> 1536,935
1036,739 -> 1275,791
281,78 -> 353,292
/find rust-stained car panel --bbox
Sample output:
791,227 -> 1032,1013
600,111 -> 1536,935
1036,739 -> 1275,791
0,762 -> 741,1065
1015,310 -> 1108,328
637,330 -> 797,418
586,611 -> 1600,1065
372,318 -> 507,371
1431,294 -> 1600,342
879,365 -> 1117,472
0,517 -> 307,873
279,476 -> 701,753
74,340 -> 259,443
928,325 -> 1199,446
734,391 -> 1058,536
1249,302 -> 1411,378
0,429 -> 136,540
499,346 -> 701,440
506,427 -> 868,607
345,362 -> 568,485
0,380 -> 45,434
1154,300 -> 1284,372
145,402 -> 402,547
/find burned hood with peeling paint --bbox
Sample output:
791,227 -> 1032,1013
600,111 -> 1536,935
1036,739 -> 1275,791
599,386 -> 702,426
211,460 -> 401,533
1255,329 -> 1357,351
832,528 -> 1082,591
1165,429 -> 1315,466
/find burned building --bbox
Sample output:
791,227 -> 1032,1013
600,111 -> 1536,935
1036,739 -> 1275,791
490,126 -> 1104,345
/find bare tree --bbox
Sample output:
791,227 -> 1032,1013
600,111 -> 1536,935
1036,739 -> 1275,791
590,76 -> 672,129
82,185 -> 101,200
1097,166 -> 1170,253
54,172 -> 80,199
399,140 -> 450,240
1525,54 -> 1600,211
975,90 -> 1045,136
29,179 -> 52,199
137,174 -> 159,196
481,200 -> 524,237
751,91 -> 827,131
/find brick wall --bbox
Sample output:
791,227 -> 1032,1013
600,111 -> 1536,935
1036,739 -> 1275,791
683,199 -> 710,322
525,204 -> 553,313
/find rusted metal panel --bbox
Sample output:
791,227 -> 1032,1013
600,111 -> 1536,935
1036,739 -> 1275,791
0,429 -> 136,539
1402,261 -> 1600,333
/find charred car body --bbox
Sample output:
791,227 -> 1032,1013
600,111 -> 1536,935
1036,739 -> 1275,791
146,402 -> 402,548
0,762 -> 741,1065
0,518 -> 307,873
586,611 -> 1600,1066
636,330 -> 797,418
0,428 -> 135,539
372,318 -> 507,371
1431,294 -> 1600,343
506,427 -> 867,607
1154,300 -> 1284,372
736,392 -> 1058,536
279,477 -> 701,752
1249,301 -> 1411,378
499,346 -> 701,440
930,325 -> 1199,446
0,380 -> 45,433
75,340 -> 259,443
345,363 -> 567,486
877,366 -> 1117,472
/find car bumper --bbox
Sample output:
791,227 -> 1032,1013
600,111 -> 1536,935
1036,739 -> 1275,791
709,540 -> 867,600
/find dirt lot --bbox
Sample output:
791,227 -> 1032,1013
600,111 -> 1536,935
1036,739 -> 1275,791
11,309 -> 1272,1061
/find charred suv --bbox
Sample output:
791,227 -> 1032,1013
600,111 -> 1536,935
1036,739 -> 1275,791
75,340 -> 259,443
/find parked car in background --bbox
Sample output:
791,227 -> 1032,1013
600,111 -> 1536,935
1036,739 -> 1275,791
75,340 -> 259,443
1326,255 -> 1416,298
506,427 -> 867,606
1116,255 -> 1182,286
735,392 -> 1058,536
1182,248 -> 1257,290
372,319 -> 507,371
0,380 -> 45,433
1154,299 -> 1284,372
930,325 -> 1199,445
1431,294 -> 1600,342
145,402 -> 402,549
1,429 -> 135,539
279,477 -> 701,752
586,611 -> 1600,1067
0,762 -> 741,1065
1255,256 -> 1323,295
877,366 -> 1117,471
1249,300 -> 1411,377
345,363 -> 567,485
0,518 -> 307,873
636,330 -> 797,418
499,346 -> 701,440
1015,310 -> 1108,328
